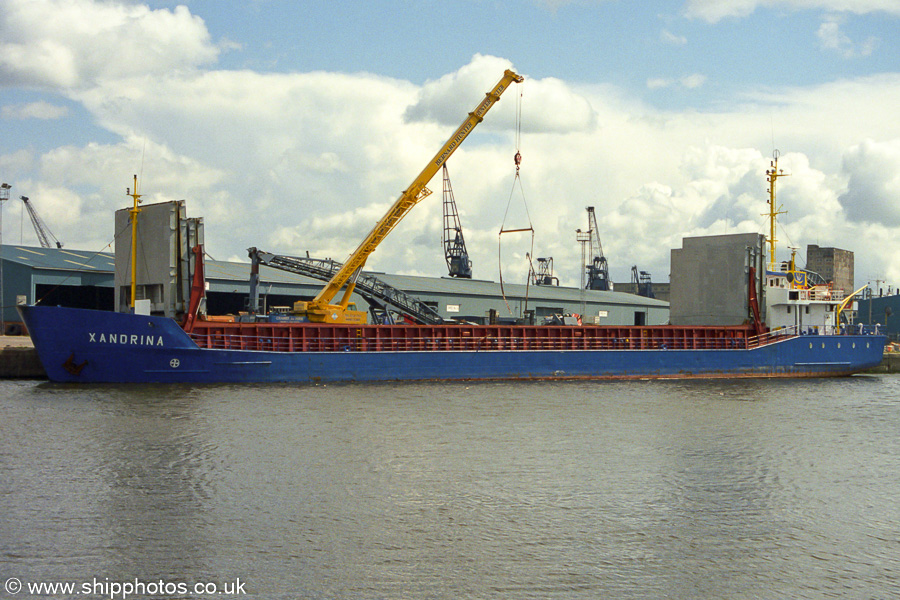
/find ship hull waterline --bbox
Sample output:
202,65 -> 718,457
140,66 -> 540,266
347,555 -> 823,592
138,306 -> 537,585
19,305 -> 887,384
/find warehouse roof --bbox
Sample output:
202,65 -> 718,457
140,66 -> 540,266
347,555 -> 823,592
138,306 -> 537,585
0,245 -> 115,272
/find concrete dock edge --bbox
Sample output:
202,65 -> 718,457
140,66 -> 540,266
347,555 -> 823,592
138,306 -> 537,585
0,346 -> 46,379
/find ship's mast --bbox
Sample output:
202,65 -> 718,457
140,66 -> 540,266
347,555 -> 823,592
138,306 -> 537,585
765,150 -> 788,272
127,175 -> 142,310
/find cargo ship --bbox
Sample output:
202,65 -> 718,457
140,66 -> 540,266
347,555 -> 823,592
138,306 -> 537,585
17,302 -> 885,383
17,70 -> 887,383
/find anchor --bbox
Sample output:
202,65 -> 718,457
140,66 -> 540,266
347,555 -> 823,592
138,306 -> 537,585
63,353 -> 88,375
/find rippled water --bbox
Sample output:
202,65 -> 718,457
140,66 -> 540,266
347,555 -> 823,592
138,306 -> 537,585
2,376 -> 899,599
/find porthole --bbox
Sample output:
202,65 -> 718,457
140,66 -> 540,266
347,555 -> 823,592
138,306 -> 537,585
852,342 -> 856,349
837,342 -> 841,349
822,343 -> 826,349
809,343 -> 813,349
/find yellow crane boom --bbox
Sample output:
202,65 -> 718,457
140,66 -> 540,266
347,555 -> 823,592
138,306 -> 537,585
297,68 -> 524,324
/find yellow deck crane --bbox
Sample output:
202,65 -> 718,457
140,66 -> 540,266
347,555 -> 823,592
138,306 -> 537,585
294,69 -> 524,324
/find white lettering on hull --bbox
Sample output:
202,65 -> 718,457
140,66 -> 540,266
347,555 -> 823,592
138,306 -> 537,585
88,332 -> 164,346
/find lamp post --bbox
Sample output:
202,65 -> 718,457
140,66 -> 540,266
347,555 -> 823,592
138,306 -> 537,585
0,182 -> 10,334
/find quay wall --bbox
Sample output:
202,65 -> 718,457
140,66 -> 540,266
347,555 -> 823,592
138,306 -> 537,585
0,344 -> 45,378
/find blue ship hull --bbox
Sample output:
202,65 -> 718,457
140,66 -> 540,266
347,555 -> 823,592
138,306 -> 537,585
19,305 -> 887,383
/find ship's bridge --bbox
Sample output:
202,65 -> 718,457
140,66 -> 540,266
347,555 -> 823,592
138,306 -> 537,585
765,270 -> 845,333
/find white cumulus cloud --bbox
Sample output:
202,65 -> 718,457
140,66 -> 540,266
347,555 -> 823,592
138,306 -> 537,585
405,54 -> 597,135
646,74 -> 707,90
0,0 -> 218,90
1,101 -> 69,120
661,29 -> 688,45
684,0 -> 900,22
839,138 -> 900,226
817,15 -> 878,57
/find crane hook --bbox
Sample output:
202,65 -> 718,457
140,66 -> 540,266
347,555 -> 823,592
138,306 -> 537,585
514,151 -> 522,172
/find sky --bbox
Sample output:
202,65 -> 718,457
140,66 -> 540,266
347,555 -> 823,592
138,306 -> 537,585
1,0 -> 899,295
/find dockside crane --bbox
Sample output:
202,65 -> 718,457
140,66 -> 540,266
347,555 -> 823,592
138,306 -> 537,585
630,265 -> 655,298
442,163 -> 472,278
20,196 -> 63,248
584,206 -> 610,291
293,69 -> 523,324
532,257 -> 558,286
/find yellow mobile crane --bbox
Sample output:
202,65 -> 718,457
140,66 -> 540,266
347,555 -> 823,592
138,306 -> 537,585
295,69 -> 524,324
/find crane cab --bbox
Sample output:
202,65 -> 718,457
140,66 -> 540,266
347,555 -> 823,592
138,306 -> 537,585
293,301 -> 367,324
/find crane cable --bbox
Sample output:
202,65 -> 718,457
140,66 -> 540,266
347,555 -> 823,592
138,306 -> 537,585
498,84 -> 534,318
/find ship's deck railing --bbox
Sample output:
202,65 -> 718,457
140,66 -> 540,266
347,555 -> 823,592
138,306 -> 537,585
797,286 -> 844,302
749,325 -> 799,347
750,323 -> 884,345
189,333 -> 758,352
188,321 -> 882,354
189,323 -> 773,353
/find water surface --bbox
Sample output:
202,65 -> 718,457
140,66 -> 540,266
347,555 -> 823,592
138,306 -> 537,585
2,377 -> 899,598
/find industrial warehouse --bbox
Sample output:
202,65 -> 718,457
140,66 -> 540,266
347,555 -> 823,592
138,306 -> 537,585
0,242 -> 669,334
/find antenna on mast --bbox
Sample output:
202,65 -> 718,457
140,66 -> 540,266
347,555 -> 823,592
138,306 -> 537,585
764,150 -> 789,272
127,174 -> 142,310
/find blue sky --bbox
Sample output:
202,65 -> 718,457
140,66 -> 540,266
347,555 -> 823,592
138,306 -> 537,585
204,1 -> 898,98
1,0 -> 899,295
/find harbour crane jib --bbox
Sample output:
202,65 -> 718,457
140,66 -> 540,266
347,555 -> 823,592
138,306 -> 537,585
294,69 -> 523,324
442,163 -> 472,278
584,206 -> 610,291
20,196 -> 63,249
